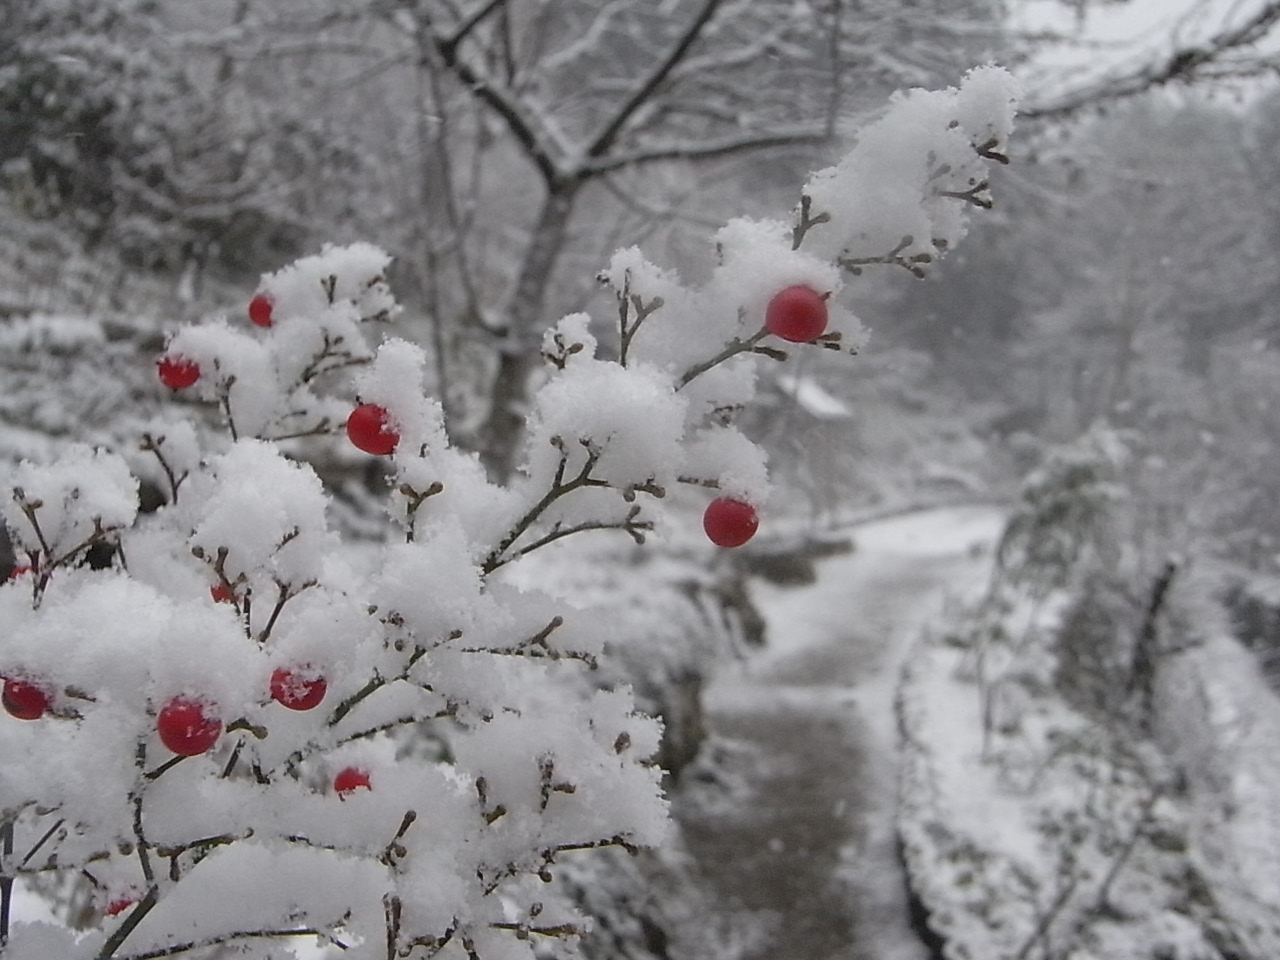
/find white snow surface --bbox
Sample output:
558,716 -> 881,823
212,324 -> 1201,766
691,505 -> 1005,960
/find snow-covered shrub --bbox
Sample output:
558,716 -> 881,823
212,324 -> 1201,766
0,67 -> 1018,960
900,428 -> 1280,960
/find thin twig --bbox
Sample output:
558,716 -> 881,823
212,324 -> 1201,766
676,327 -> 768,390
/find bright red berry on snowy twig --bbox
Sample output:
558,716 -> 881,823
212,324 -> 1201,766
346,403 -> 400,455
2,677 -> 51,720
248,293 -> 274,328
703,498 -> 759,548
210,583 -> 236,604
766,285 -> 828,343
157,355 -> 200,389
334,766 -> 371,799
270,667 -> 327,711
156,696 -> 223,756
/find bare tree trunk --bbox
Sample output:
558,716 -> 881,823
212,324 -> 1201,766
477,179 -> 580,480
1129,559 -> 1179,732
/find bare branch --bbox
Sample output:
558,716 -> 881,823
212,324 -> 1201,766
585,0 -> 726,160
586,127 -> 828,175
442,0 -> 508,53
419,11 -> 565,184
1022,2 -> 1280,120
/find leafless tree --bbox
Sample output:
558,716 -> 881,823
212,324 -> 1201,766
1016,0 -> 1280,120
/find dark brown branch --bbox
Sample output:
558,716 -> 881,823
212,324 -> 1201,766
423,13 -> 562,184
111,924 -> 327,960
587,128 -> 827,175
328,643 -> 431,728
494,506 -> 653,571
586,0 -> 725,160
482,440 -> 608,573
441,0 -> 508,55
676,327 -> 768,390
140,433 -> 188,504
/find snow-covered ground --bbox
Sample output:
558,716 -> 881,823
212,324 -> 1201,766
673,505 -> 1005,960
896,533 -> 1280,958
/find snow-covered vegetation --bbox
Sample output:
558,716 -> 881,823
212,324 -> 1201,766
0,67 -> 1018,959
5,3 -> 1280,960
900,429 -> 1280,959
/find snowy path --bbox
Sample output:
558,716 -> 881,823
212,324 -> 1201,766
672,505 -> 1004,960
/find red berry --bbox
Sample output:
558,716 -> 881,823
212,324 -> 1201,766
334,766 -> 371,799
2,677 -> 51,720
703,498 -> 759,548
270,667 -> 327,711
7,565 -> 31,582
105,898 -> 134,917
765,285 -> 828,343
156,696 -> 222,756
346,404 -> 400,456
157,354 -> 200,389
210,583 -> 236,604
248,293 -> 274,328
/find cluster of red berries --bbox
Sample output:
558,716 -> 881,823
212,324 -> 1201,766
156,294 -> 404,458
157,283 -> 830,550
2,666 -> 328,746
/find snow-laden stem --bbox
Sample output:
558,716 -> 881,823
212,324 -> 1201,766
482,439 -> 609,573
791,195 -> 830,251
326,641 -> 436,730
140,433 -> 187,504
616,274 -> 664,368
456,616 -> 599,670
502,506 -> 652,569
336,707 -> 458,749
400,481 -> 445,543
675,327 -> 768,390
110,923 -> 327,960
838,234 -> 936,278
19,818 -> 65,871
255,579 -> 315,644
218,380 -> 240,442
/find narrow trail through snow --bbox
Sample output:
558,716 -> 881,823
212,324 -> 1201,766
672,506 -> 1004,960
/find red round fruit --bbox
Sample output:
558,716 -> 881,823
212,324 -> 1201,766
334,766 -> 371,799
105,898 -> 134,917
210,583 -> 236,604
346,404 -> 400,456
703,497 -> 759,548
248,293 -> 274,328
156,696 -> 222,756
2,677 -> 51,720
157,354 -> 200,389
765,285 -> 828,343
270,667 -> 327,711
